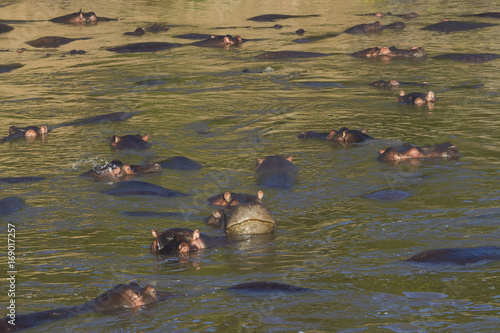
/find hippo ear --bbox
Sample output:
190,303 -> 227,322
286,155 -> 292,162
142,134 -> 149,141
192,230 -> 200,240
399,90 -> 405,96
426,91 -> 435,101
361,128 -> 367,134
39,126 -> 48,134
379,149 -> 386,154
408,148 -> 421,158
112,135 -> 121,144
257,190 -> 264,200
256,158 -> 264,166
223,36 -> 231,44
212,211 -> 221,218
223,192 -> 232,203
151,229 -> 158,238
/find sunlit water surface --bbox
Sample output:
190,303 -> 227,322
0,0 -> 499,332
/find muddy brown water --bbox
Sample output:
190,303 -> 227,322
0,0 -> 499,332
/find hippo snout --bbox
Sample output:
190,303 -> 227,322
225,202 -> 275,235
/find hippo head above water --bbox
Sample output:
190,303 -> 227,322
151,228 -> 226,255
109,134 -> 151,150
86,282 -> 165,311
377,142 -> 460,162
9,125 -> 48,137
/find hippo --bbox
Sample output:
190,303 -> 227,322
377,142 -> 460,162
26,36 -> 91,48
406,246 -> 500,265
398,91 -> 436,106
351,46 -> 427,58
145,23 -> 169,33
151,228 -> 227,255
57,111 -> 137,128
298,127 -> 372,143
361,189 -> 412,201
80,160 -> 161,180
207,191 -> 263,207
109,134 -> 151,150
247,14 -> 320,22
0,177 -> 44,183
0,282 -> 172,332
228,282 -> 311,292
105,180 -> 186,197
255,155 -> 298,189
123,27 -> 145,36
173,33 -> 215,40
0,23 -> 14,34
422,20 -> 497,32
432,53 -> 500,63
370,80 -> 429,88
68,49 -> 86,55
461,12 -> 500,18
0,64 -> 23,74
0,196 -> 25,216
256,51 -> 330,59
343,21 -> 405,34
156,156 -> 202,170
191,35 -> 243,48
106,42 -> 183,53
205,191 -> 275,235
1,125 -> 48,143
49,9 -> 117,24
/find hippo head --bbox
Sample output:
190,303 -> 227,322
151,228 -> 204,254
93,160 -> 136,178
377,143 -> 418,161
87,282 -> 168,311
224,201 -> 275,235
224,35 -> 243,46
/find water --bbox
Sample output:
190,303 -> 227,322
0,0 -> 499,332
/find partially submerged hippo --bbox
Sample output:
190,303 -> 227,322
398,91 -> 436,107
351,46 -> 427,58
228,282 -> 311,292
298,127 -> 372,143
256,51 -> 330,59
151,228 -> 226,255
0,282 -> 172,332
49,9 -> 117,24
247,14 -> 320,22
0,63 -> 23,74
192,35 -> 243,48
0,196 -> 25,216
0,23 -> 14,34
377,142 -> 460,162
26,36 -> 91,48
156,156 -> 202,170
255,155 -> 298,189
370,79 -> 429,88
105,180 -> 186,197
422,20 -> 497,32
109,134 -> 151,150
80,160 -> 161,180
406,246 -> 500,265
207,191 -> 263,207
205,191 -> 275,235
57,111 -> 137,128
1,125 -> 48,143
344,21 -> 405,34
432,53 -> 500,63
106,42 -> 183,53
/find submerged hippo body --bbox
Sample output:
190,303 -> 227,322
422,20 -> 497,32
26,36 -> 91,48
1,125 -> 48,143
58,111 -> 137,127
432,53 -> 500,63
0,23 -> 14,34
0,282 -> 171,332
228,282 -> 311,292
151,228 -> 226,255
344,21 -> 405,34
109,134 -> 151,150
377,142 -> 460,162
205,192 -> 274,235
398,91 -> 436,106
49,10 -> 117,24
0,196 -> 25,216
256,51 -> 330,59
105,180 -> 186,197
255,155 -> 298,189
406,246 -> 500,265
106,42 -> 183,53
0,63 -> 23,74
192,35 -> 243,48
247,14 -> 320,22
156,156 -> 202,170
298,127 -> 372,143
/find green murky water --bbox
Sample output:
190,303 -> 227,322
0,0 -> 499,332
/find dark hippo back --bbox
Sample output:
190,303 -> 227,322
255,155 -> 298,189
406,246 -> 500,265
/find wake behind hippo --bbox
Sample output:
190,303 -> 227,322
422,20 -> 497,32
0,282 -> 172,332
247,14 -> 320,22
432,53 -> 500,63
26,36 -> 91,48
228,282 -> 311,292
343,21 -> 405,34
406,246 -> 500,265
57,111 -> 137,128
255,155 -> 298,189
